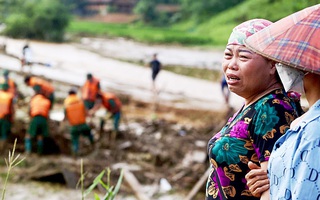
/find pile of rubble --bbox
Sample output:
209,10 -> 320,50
2,70 -> 231,199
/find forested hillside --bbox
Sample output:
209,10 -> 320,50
0,0 -> 319,46
67,0 -> 319,47
174,0 -> 319,45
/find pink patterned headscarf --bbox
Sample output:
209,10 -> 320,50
227,19 -> 273,46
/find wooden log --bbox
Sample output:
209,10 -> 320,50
123,170 -> 149,200
185,167 -> 210,200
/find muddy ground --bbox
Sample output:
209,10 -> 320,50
0,15 -> 237,198
0,68 -> 233,200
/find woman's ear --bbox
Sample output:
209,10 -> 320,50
269,60 -> 277,75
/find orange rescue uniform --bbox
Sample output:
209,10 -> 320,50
82,77 -> 100,102
101,92 -> 121,114
7,79 -> 16,97
30,94 -> 51,118
0,77 -> 16,97
0,91 -> 14,120
29,77 -> 54,98
64,94 -> 87,126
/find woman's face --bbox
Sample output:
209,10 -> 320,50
222,45 -> 275,99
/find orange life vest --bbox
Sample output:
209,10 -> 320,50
30,94 -> 51,118
0,91 -> 13,119
64,94 -> 86,126
101,92 -> 121,114
29,77 -> 54,98
81,77 -> 100,101
7,79 -> 16,96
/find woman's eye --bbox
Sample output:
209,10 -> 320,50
239,54 -> 249,59
224,52 -> 232,57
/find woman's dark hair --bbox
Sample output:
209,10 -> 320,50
287,91 -> 305,116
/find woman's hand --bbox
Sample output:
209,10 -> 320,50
245,161 -> 270,197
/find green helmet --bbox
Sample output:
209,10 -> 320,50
2,69 -> 9,77
0,83 -> 9,91
33,85 -> 41,93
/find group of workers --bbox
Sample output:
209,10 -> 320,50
0,69 -> 122,157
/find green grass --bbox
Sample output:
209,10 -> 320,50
67,20 -> 212,46
66,0 -> 318,47
165,65 -> 221,82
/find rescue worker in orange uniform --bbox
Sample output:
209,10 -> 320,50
81,73 -> 100,110
25,85 -> 51,155
64,88 -> 94,157
89,92 -> 122,142
0,69 -> 18,102
0,83 -> 14,154
24,75 -> 55,108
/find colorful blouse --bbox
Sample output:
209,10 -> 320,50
268,100 -> 320,199
206,89 -> 299,200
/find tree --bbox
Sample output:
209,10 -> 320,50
134,0 -> 158,23
4,0 -> 71,42
134,0 -> 182,26
180,0 -> 245,22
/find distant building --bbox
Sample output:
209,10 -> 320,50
156,4 -> 181,13
86,0 -> 139,15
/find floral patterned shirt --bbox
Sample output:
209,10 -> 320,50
206,89 -> 299,200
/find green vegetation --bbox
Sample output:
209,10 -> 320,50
67,21 -> 211,46
2,0 -> 71,42
66,0 -> 319,47
79,159 -> 123,200
165,65 -> 221,82
1,139 -> 25,200
0,0 -> 317,45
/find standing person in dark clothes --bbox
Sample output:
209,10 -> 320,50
149,53 -> 162,92
220,73 -> 230,106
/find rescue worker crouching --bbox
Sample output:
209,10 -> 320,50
25,85 -> 51,155
88,92 -> 122,143
24,75 -> 55,108
0,83 -> 14,154
63,88 -> 94,157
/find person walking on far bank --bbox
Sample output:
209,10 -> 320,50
25,85 -> 51,155
220,73 -> 230,106
81,73 -> 100,110
0,83 -> 14,154
64,88 -> 94,157
149,53 -> 162,92
21,42 -> 32,70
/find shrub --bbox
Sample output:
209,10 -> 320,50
3,0 -> 71,42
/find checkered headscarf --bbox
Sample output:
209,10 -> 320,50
227,19 -> 273,46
